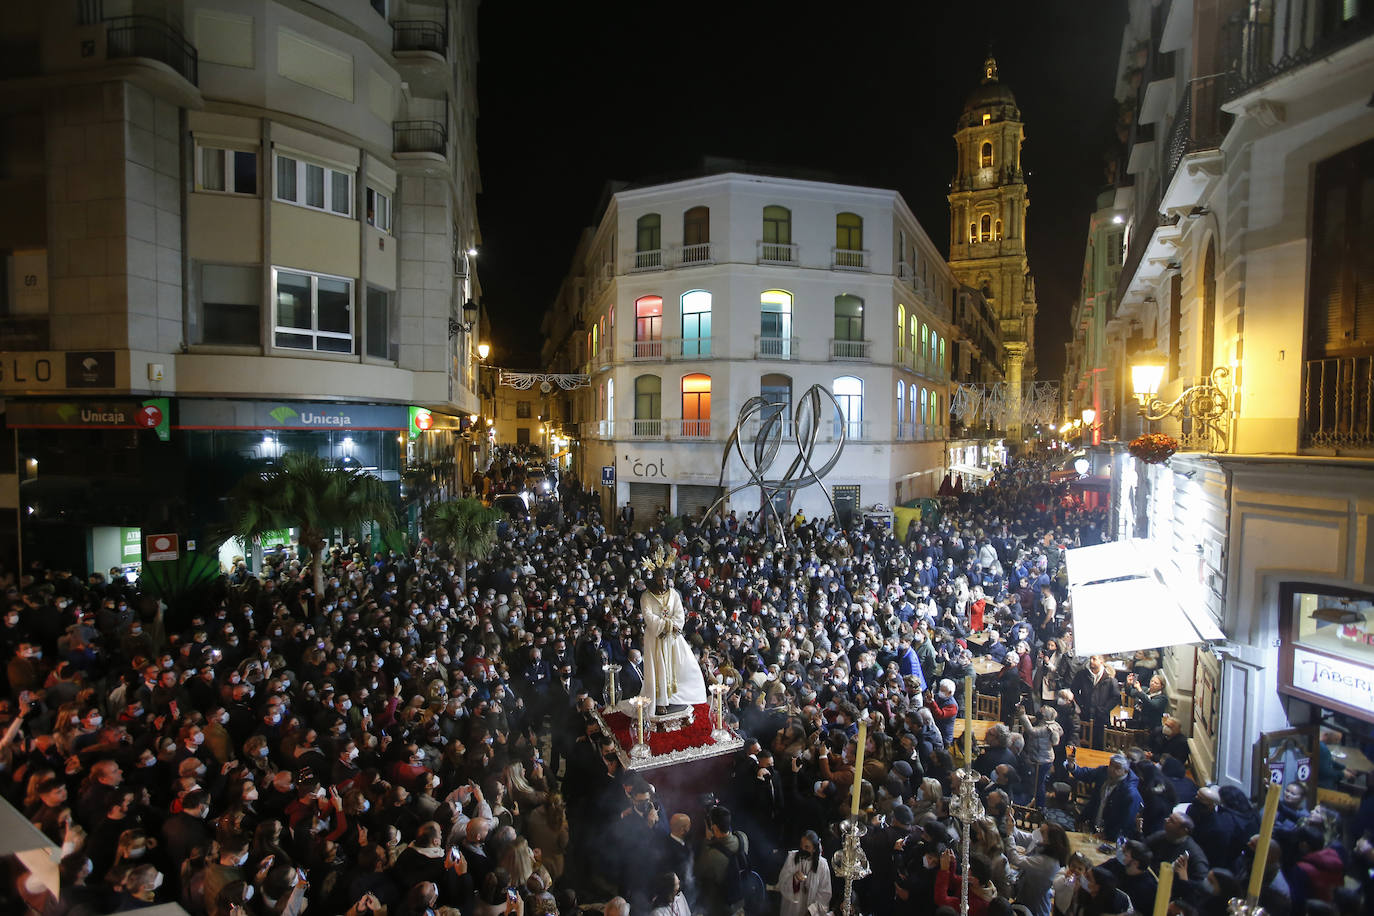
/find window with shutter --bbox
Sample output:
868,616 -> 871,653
1309,139 -> 1374,358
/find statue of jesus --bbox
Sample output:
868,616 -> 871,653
638,556 -> 707,715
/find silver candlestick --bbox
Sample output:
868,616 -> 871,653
603,663 -> 622,707
832,816 -> 870,916
949,768 -> 985,916
1229,899 -> 1267,916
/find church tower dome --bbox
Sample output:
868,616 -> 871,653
947,53 -> 1039,437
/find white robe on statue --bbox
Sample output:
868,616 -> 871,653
638,586 -> 707,707
777,851 -> 832,916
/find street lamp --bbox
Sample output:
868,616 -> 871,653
1131,353 -> 1233,451
477,342 -> 490,360
1080,407 -> 1097,427
448,298 -> 480,338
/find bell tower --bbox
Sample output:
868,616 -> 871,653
948,54 -> 1039,438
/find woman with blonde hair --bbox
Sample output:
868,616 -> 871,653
525,793 -> 569,881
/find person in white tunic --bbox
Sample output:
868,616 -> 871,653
777,830 -> 832,916
638,549 -> 707,714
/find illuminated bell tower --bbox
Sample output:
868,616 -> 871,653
948,53 -> 1039,440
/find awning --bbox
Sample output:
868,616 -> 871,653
0,795 -> 60,895
1066,540 -> 1226,657
950,463 -> 993,480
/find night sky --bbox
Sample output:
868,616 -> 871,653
473,1 -> 1130,380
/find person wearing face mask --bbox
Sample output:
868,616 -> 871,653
776,829 -> 830,916
201,835 -> 250,916
1007,822 -> 1073,916
161,789 -> 213,884
113,862 -> 165,910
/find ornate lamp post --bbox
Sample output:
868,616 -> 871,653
832,817 -> 870,916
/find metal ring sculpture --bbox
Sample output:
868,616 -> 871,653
703,383 -> 847,546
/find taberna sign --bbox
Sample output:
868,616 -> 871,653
1288,646 -> 1374,719
178,400 -> 408,431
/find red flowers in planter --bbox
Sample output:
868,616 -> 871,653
1128,432 -> 1179,464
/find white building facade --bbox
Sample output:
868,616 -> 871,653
558,172 -> 957,527
1089,0 -> 1374,791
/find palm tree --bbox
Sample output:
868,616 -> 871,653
223,452 -> 397,596
422,497 -> 502,594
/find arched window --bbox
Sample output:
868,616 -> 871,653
634,375 -> 661,421
634,295 -> 663,358
586,331 -> 593,363
931,390 -> 940,432
597,383 -> 605,420
684,206 -> 709,244
761,373 -> 792,434
979,214 -> 992,242
896,304 -> 906,352
636,213 -> 660,251
836,212 -> 864,267
920,323 -> 930,364
896,382 -> 905,438
606,378 -> 614,430
635,213 -> 662,270
590,323 -> 598,362
908,314 -> 918,361
834,295 -> 864,352
683,206 -> 710,264
681,373 -> 711,437
980,142 -> 994,168
681,290 -> 712,357
833,375 -> 863,439
969,223 -> 978,244
762,205 -> 793,262
599,315 -> 606,349
1201,241 -> 1216,377
760,289 -> 793,358
994,219 -> 1003,240
938,336 -> 946,373
920,387 -> 929,429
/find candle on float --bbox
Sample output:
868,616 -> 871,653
963,676 -> 974,763
1247,781 -> 1281,901
1152,861 -> 1173,916
851,718 -> 867,816
635,698 -> 646,744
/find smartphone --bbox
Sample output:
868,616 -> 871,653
507,889 -> 519,903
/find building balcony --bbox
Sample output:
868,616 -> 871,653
630,249 -> 664,272
832,247 -> 870,271
897,345 -> 915,372
631,419 -> 663,438
596,346 -> 614,370
1162,73 -> 1229,198
748,415 -> 795,438
677,337 -> 713,359
393,119 -> 447,155
677,419 -> 712,439
830,338 -> 872,360
77,3 -> 199,87
757,241 -> 798,265
678,243 -> 714,267
629,339 -> 664,360
1224,1 -> 1374,102
755,335 -> 798,359
393,18 -> 447,55
1303,355 -> 1374,450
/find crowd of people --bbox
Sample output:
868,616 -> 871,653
0,452 -> 1366,916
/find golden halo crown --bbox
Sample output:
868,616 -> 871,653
640,545 -> 678,574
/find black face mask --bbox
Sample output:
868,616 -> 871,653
797,849 -> 812,859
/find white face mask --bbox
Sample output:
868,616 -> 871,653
152,872 -> 164,890
234,852 -> 249,866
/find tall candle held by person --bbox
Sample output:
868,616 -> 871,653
1152,861 -> 1173,916
1247,781 -> 1281,901
851,719 -> 867,816
964,676 -> 974,762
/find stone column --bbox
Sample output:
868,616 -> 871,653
1004,341 -> 1026,441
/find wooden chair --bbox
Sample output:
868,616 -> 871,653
1102,727 -> 1149,753
1012,804 -> 1044,830
1077,719 -> 1096,750
975,693 -> 1001,722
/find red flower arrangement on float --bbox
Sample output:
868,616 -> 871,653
1128,432 -> 1179,464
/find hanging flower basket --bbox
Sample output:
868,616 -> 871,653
1128,432 -> 1179,465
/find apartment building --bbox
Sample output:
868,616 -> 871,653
543,170 -> 958,528
1073,0 -> 1374,789
0,0 -> 483,570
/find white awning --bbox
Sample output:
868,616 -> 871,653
950,463 -> 993,480
1065,539 -> 1160,587
1071,578 -> 1223,657
1066,539 -> 1226,657
0,796 -> 60,895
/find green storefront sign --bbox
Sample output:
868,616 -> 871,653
121,527 -> 142,563
260,528 -> 291,549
